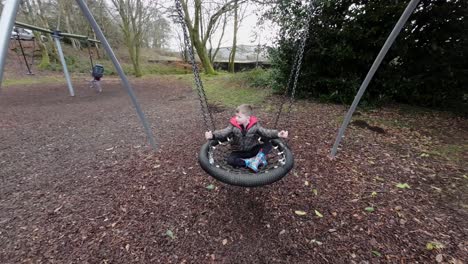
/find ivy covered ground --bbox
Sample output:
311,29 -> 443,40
0,76 -> 466,263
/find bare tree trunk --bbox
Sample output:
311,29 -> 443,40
35,0 -> 57,58
180,0 -> 246,75
228,1 -> 248,73
94,1 -> 102,59
65,15 -> 79,49
228,0 -> 239,73
56,0 -> 62,30
209,13 -> 227,63
111,0 -> 151,77
21,0 -> 52,69
134,43 -> 142,77
255,43 -> 260,68
189,30 -> 214,74
176,31 -> 188,62
93,32 -> 101,59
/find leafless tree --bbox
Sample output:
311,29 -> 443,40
19,0 -> 55,68
207,12 -> 228,64
228,0 -> 248,72
110,0 -> 156,77
178,0 -> 246,74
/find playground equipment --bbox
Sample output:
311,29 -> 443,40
12,26 -> 35,75
174,0 -> 318,187
0,0 -> 157,150
176,0 -> 422,186
11,21 -> 101,97
331,0 -> 421,157
86,40 -> 104,93
90,64 -> 104,93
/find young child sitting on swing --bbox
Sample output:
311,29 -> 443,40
90,64 -> 104,93
205,104 -> 288,172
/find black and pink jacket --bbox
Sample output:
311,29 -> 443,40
212,116 -> 279,151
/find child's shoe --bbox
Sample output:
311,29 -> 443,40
243,157 -> 259,172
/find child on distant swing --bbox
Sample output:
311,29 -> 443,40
90,63 -> 104,93
205,104 -> 288,172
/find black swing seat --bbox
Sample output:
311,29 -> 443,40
199,138 -> 294,187
92,64 -> 104,79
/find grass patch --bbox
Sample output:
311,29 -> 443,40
2,76 -> 66,87
167,71 -> 272,108
3,62 -> 187,88
44,59 -> 187,76
139,63 -> 188,75
397,103 -> 445,116
355,116 -> 410,129
429,143 -> 467,164
335,112 -> 410,129
373,118 -> 409,129
201,72 -> 272,107
228,68 -> 273,88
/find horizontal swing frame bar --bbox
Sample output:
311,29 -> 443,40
14,21 -> 100,43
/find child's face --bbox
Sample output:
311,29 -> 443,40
235,112 -> 250,125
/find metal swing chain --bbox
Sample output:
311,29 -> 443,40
175,0 -> 216,132
31,38 -> 36,69
274,0 -> 315,129
87,40 -> 94,69
273,41 -> 301,129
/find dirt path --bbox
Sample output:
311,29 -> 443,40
0,76 -> 466,263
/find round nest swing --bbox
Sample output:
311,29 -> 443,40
199,138 -> 294,187
175,0 -> 315,187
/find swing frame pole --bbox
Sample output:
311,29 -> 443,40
53,31 -> 75,97
75,0 -> 157,150
0,0 -> 21,90
330,0 -> 421,157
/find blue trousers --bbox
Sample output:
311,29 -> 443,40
227,142 -> 273,168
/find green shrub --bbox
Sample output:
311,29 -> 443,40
229,68 -> 274,89
244,68 -> 273,88
268,0 -> 468,114
64,55 -> 76,65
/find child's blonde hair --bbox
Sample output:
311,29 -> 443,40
236,104 -> 253,116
